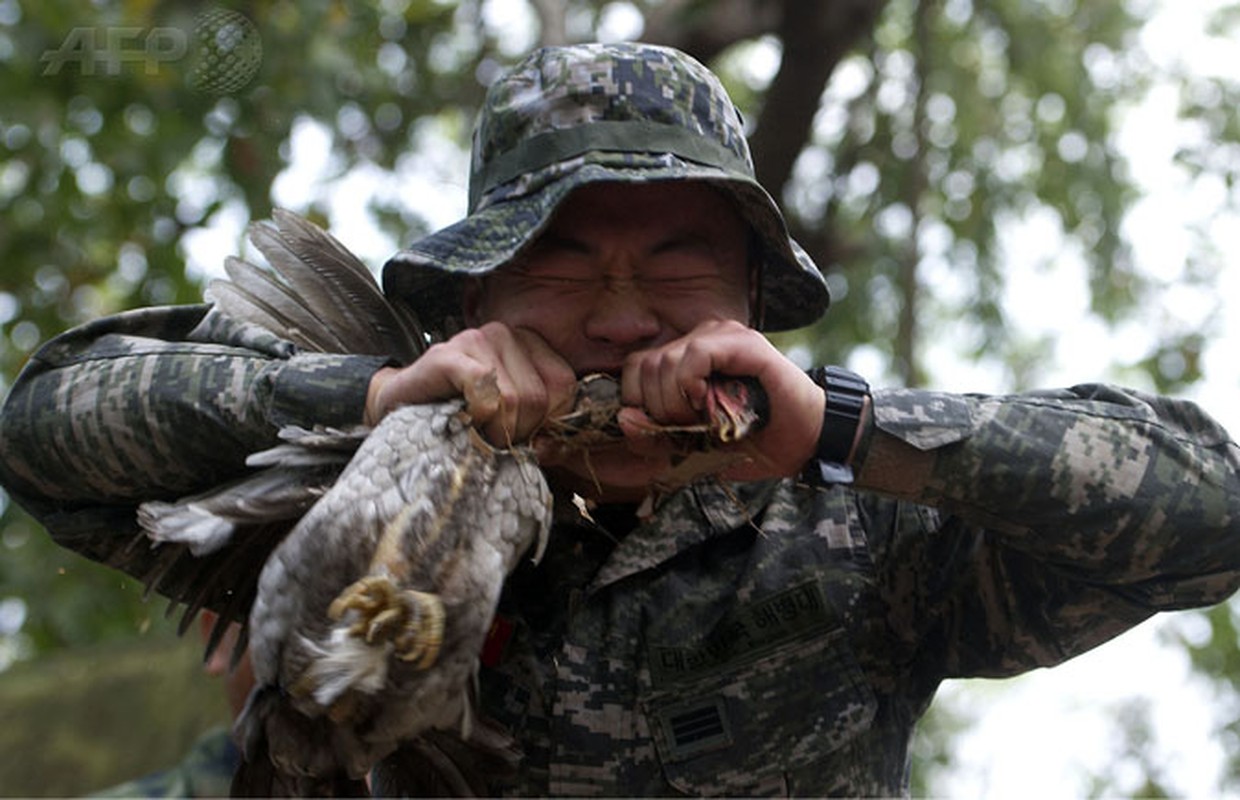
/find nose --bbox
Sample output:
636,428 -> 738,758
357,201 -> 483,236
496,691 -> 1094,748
582,277 -> 661,346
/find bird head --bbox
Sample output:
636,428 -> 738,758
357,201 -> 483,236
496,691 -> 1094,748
704,376 -> 768,444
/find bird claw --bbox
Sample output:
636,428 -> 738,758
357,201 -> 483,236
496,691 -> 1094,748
329,576 -> 445,669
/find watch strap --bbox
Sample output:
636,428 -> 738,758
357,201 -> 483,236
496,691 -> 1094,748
804,366 -> 870,486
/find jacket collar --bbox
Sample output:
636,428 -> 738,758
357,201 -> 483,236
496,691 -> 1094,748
581,480 -> 781,591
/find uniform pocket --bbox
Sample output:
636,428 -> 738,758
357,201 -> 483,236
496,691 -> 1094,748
641,628 -> 876,796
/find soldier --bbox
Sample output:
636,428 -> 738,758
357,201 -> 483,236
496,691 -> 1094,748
3,42 -> 1240,796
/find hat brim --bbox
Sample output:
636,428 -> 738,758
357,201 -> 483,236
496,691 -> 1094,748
382,161 -> 830,335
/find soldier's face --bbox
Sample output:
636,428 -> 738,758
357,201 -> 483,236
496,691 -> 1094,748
467,180 -> 754,500
469,181 -> 753,375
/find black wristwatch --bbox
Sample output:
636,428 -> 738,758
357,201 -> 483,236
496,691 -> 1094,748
802,366 -> 870,486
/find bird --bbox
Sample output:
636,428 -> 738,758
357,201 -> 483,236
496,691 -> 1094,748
133,209 -> 768,796
231,393 -> 551,795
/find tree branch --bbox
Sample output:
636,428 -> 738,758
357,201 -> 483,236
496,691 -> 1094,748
641,0 -> 780,62
750,0 -> 890,195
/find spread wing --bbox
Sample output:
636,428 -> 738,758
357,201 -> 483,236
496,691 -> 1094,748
207,208 -> 426,361
134,210 -> 425,656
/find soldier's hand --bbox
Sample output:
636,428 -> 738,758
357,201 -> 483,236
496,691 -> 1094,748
617,319 -> 826,482
365,322 -> 577,446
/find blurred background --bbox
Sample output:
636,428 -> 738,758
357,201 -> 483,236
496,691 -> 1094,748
1,0 -> 1238,795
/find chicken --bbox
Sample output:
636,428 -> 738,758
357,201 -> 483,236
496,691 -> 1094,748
232,397 -> 550,795
135,210 -> 766,795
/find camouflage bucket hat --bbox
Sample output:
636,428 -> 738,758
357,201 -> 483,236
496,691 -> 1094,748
382,41 -> 830,334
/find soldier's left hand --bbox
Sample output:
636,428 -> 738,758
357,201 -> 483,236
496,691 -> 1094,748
617,319 -> 826,481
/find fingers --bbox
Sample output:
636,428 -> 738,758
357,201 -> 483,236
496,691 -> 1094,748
620,319 -> 752,426
620,332 -> 715,428
365,322 -> 576,446
472,325 -> 578,445
365,315 -> 826,482
619,319 -> 826,480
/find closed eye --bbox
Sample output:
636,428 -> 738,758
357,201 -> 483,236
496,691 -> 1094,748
509,236 -> 595,284
650,233 -> 713,257
642,235 -> 730,283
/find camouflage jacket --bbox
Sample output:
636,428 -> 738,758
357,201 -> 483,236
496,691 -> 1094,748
3,305 -> 1239,796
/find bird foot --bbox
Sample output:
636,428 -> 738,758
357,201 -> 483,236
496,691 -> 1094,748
328,576 -> 445,669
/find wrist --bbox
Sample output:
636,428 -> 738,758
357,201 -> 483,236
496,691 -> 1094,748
802,366 -> 871,486
365,366 -> 401,427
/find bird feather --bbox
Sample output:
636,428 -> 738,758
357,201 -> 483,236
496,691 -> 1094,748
207,255 -> 353,353
246,209 -> 425,362
139,464 -> 339,555
131,210 -> 545,796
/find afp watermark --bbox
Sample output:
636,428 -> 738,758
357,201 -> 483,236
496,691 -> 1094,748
39,9 -> 262,95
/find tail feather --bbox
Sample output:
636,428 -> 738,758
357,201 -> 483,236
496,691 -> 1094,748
231,728 -> 368,798
135,418 -> 370,669
202,600 -> 249,669
138,464 -> 341,555
266,209 -> 392,320
204,210 -> 426,362
246,219 -> 367,347
233,684 -> 377,797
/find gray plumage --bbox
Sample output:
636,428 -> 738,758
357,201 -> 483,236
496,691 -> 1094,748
138,210 -> 548,796
240,400 -> 549,790
205,208 -> 425,362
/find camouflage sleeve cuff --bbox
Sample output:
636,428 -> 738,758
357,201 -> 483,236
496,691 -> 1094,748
188,305 -> 394,430
869,388 -> 974,451
261,352 -> 394,430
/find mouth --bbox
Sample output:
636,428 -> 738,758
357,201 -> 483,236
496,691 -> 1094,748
535,374 -> 625,447
545,373 -> 767,451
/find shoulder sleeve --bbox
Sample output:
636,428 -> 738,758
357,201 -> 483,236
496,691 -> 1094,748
864,384 -> 1240,676
0,303 -> 388,508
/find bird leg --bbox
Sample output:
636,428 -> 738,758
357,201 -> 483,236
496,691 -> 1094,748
328,575 -> 446,669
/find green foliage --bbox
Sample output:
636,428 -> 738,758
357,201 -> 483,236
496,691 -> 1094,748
776,0 -> 1153,386
907,686 -> 972,796
1082,698 -> 1175,799
1162,599 -> 1240,791
0,504 -> 183,659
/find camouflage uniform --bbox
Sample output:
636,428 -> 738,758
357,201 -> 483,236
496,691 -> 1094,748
3,42 -> 1240,797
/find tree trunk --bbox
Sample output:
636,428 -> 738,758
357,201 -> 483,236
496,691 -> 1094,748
750,0 -> 891,196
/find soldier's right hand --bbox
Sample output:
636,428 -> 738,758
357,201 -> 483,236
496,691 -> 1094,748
364,321 -> 578,447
